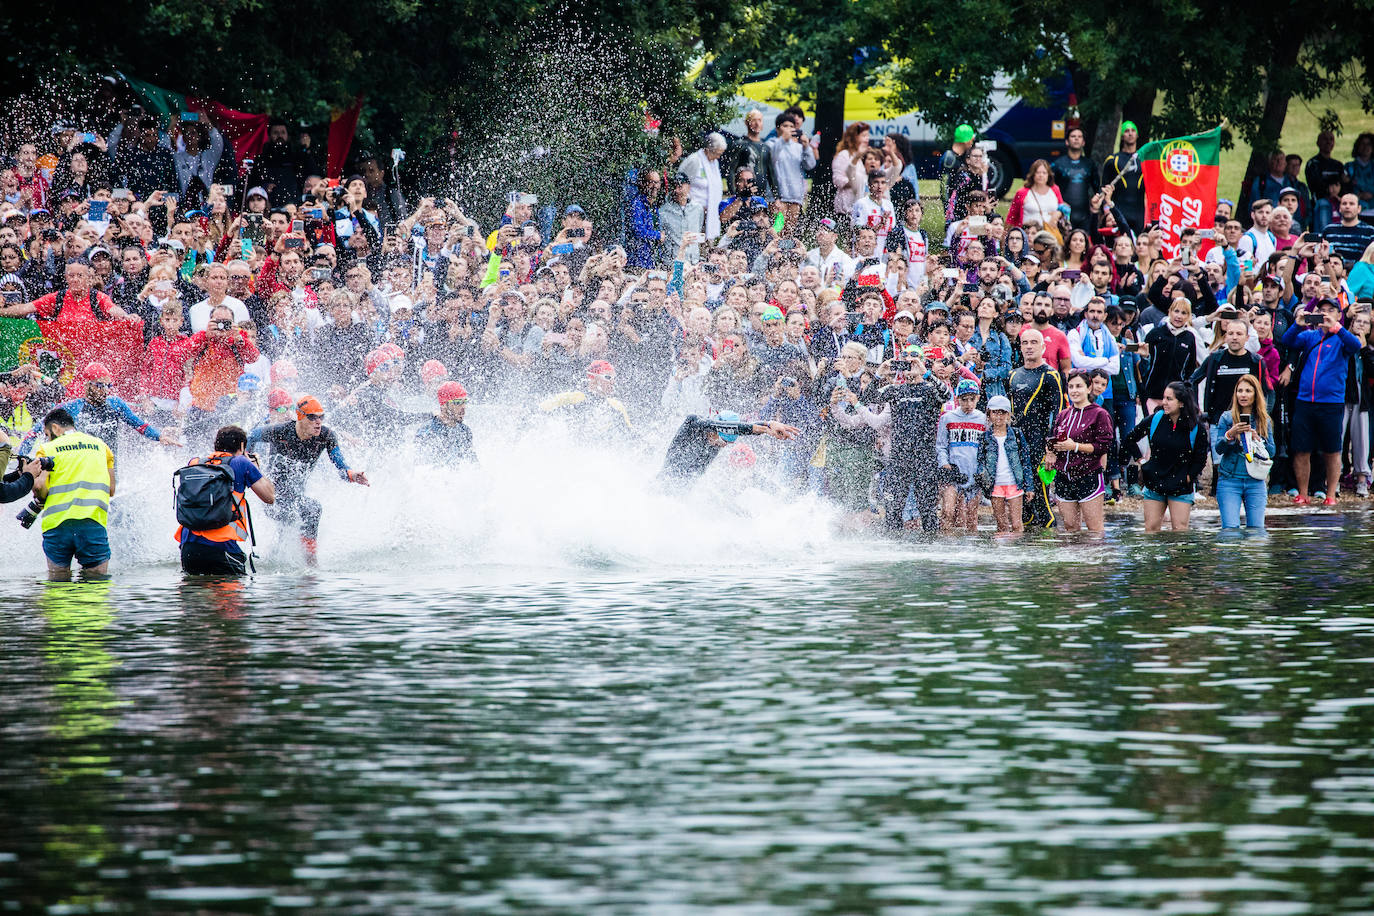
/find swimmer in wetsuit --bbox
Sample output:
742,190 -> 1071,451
657,411 -> 799,487
539,360 -> 635,441
414,382 -> 476,465
334,345 -> 430,437
22,361 -> 182,458
248,395 -> 369,564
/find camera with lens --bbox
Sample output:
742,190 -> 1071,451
16,496 -> 45,529
34,457 -> 55,473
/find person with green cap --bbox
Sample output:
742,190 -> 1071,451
749,304 -> 806,377
940,124 -> 977,224
1102,120 -> 1146,234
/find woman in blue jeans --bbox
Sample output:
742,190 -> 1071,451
1214,374 -> 1275,529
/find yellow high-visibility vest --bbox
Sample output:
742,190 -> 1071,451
35,431 -> 114,532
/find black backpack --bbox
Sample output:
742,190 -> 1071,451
172,455 -> 238,530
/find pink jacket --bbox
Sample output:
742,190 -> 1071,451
1007,184 -> 1064,228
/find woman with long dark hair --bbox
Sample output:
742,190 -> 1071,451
1122,380 -> 1210,531
884,133 -> 919,213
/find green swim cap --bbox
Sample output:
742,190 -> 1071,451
1121,120 -> 1138,133
954,124 -> 975,144
760,305 -> 784,322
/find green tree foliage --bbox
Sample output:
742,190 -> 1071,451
719,0 -> 1374,183
0,0 -> 744,221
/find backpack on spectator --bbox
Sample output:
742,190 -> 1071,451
45,289 -> 114,321
1149,410 -> 1198,447
172,456 -> 238,530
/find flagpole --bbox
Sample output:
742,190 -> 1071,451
1105,153 -> 1139,190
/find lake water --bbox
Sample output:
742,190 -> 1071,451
2,488 -> 1373,914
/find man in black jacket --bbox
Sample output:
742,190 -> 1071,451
0,445 -> 43,504
1192,317 -> 1265,479
356,152 -> 408,229
245,121 -> 313,208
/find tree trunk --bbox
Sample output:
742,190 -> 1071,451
1122,89 -> 1156,144
1091,103 -> 1122,165
1239,26 -> 1303,220
806,79 -> 846,218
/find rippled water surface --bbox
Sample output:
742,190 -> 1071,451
3,519 -> 1373,914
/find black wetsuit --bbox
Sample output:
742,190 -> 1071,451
248,422 -> 351,540
657,415 -> 758,486
1009,363 -> 1064,528
414,418 -> 476,464
336,385 -> 430,436
872,379 -> 949,531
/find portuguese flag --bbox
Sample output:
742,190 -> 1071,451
1139,126 -> 1222,258
0,316 -> 145,394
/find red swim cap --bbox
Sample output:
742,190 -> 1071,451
420,359 -> 449,383
585,360 -> 616,381
270,360 -> 298,384
437,381 -> 469,404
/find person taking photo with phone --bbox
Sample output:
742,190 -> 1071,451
1281,297 -> 1363,505
1213,374 -> 1275,528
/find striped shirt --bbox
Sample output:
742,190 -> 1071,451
1322,220 -> 1374,265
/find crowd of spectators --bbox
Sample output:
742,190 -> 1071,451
3,105 -> 1374,535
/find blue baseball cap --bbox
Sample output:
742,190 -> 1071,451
956,379 -> 980,398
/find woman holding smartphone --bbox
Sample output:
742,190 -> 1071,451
1214,374 -> 1274,528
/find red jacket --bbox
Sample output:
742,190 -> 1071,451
1007,184 -> 1064,228
174,330 -> 260,410
139,333 -> 189,399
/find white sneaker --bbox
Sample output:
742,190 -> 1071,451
1358,477 -> 1370,499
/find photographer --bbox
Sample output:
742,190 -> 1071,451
0,447 -> 45,504
175,303 -> 261,437
174,425 -> 276,576
28,407 -> 116,578
1281,298 -> 1362,505
718,167 -> 767,228
719,202 -> 772,262
844,344 -> 957,533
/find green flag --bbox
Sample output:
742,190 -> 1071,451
0,318 -> 42,373
480,251 -> 502,288
115,72 -> 187,118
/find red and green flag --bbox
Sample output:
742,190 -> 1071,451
0,316 -> 145,394
1139,126 -> 1222,258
